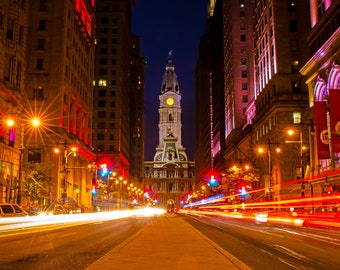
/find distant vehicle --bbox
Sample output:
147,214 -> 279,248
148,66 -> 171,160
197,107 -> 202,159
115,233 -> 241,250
0,203 -> 28,217
44,203 -> 66,215
22,205 -> 40,216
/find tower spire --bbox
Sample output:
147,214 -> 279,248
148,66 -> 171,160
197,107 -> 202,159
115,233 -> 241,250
160,50 -> 180,94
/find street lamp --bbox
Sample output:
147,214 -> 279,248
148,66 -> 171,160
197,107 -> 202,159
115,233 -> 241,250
115,176 -> 127,209
258,139 -> 280,200
6,116 -> 41,204
54,142 -> 77,204
286,127 -> 308,196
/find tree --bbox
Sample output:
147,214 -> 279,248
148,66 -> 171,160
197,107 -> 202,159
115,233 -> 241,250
219,165 -> 260,200
22,163 -> 53,207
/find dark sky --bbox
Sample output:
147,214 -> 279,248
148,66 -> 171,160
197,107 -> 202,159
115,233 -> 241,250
132,0 -> 207,161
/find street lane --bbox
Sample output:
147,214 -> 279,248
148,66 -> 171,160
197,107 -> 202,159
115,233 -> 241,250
0,217 -> 152,270
184,213 -> 340,270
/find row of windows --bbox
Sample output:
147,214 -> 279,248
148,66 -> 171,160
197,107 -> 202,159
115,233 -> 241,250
96,144 -> 115,152
99,38 -> 117,44
98,89 -> 115,96
99,27 -> 118,34
96,133 -> 114,140
97,122 -> 115,129
99,59 -> 117,65
97,111 -> 115,118
97,100 -> 115,107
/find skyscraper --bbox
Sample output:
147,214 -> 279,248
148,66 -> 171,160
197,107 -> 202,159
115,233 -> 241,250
93,0 -> 145,183
24,0 -> 96,207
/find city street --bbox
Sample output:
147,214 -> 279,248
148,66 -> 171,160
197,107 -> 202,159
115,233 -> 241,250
1,211 -> 340,269
184,213 -> 340,270
0,213 -> 152,270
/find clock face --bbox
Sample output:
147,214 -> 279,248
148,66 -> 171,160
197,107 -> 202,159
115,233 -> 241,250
166,97 -> 174,106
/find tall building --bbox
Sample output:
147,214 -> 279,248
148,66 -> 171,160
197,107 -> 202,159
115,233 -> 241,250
93,0 -> 145,184
197,0 -> 313,199
144,53 -> 195,211
300,0 -> 340,181
0,0 -> 28,203
24,0 -> 96,207
223,0 -> 311,198
195,0 -> 226,184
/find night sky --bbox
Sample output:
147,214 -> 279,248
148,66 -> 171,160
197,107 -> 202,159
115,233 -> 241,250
132,0 -> 208,161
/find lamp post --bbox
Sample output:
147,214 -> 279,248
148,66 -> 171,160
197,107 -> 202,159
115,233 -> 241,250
286,127 -> 306,196
54,142 -> 77,204
258,139 -> 280,200
115,176 -> 127,209
6,116 -> 40,205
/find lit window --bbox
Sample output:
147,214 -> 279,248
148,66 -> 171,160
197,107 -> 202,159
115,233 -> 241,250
293,112 -> 301,124
99,80 -> 107,86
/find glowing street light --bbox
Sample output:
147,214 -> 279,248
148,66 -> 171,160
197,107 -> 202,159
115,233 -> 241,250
54,141 -> 77,203
6,116 -> 41,204
257,139 -> 280,200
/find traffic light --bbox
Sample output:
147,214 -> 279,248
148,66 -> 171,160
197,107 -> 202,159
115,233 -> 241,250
240,186 -> 247,195
209,175 -> 218,187
99,163 -> 108,176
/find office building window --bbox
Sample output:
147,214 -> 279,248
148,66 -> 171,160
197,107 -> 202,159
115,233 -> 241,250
240,34 -> 246,42
242,83 -> 248,90
242,95 -> 248,102
97,122 -> 105,129
36,58 -> 43,69
28,149 -> 42,163
6,18 -> 14,40
99,58 -> 107,64
289,20 -> 297,32
98,111 -> 106,118
241,70 -> 247,78
101,17 -> 109,24
37,39 -> 45,50
98,90 -> 106,96
98,100 -> 106,107
99,69 -> 107,75
292,80 -> 301,93
100,48 -> 108,54
38,19 -> 46,30
288,1 -> 296,12
38,0 -> 47,11
97,133 -> 105,140
241,58 -> 247,65
98,80 -> 107,86
97,145 -> 104,152
33,87 -> 44,100
110,112 -> 115,118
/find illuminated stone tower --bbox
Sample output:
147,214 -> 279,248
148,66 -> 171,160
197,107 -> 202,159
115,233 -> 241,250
143,52 -> 195,211
155,51 -> 187,163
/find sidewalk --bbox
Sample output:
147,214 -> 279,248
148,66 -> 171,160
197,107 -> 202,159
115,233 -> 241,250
85,213 -> 251,270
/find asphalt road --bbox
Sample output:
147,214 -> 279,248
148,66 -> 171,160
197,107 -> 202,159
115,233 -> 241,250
0,216 -> 151,270
184,213 -> 340,270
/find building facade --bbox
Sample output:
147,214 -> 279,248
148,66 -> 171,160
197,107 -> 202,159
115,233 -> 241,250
144,53 -> 195,211
24,0 -> 96,208
0,0 -> 28,203
93,0 -> 145,184
0,0 -> 96,208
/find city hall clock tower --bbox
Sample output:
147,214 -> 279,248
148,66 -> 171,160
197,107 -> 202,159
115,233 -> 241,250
155,51 -> 187,163
143,51 -> 195,211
